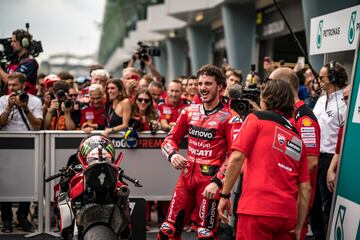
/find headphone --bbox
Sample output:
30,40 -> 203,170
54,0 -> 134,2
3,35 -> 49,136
328,61 -> 339,85
17,30 -> 30,49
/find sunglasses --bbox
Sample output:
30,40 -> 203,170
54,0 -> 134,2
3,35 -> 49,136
69,94 -> 78,97
137,98 -> 151,103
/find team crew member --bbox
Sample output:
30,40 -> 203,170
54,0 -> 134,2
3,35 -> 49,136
312,62 -> 347,238
80,84 -> 106,133
272,68 -> 320,240
158,64 -> 240,239
159,79 -> 189,132
218,79 -> 311,240
326,84 -> 350,193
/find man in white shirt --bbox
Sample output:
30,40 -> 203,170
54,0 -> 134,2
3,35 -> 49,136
0,72 -> 42,233
312,61 -> 347,239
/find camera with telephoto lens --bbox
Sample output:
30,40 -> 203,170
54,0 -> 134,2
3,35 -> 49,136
230,85 -> 260,117
55,89 -> 73,109
14,91 -> 29,103
136,41 -> 161,71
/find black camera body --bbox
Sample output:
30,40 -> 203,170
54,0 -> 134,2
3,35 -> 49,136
14,91 -> 29,103
136,41 -> 160,71
230,86 -> 260,117
55,89 -> 73,110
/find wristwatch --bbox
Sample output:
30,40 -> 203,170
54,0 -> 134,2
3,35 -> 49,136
219,192 -> 231,199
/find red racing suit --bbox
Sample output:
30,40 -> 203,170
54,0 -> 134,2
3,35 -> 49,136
159,103 -> 241,239
291,100 -> 320,240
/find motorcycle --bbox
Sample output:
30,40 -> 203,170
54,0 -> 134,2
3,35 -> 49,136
45,135 -> 142,240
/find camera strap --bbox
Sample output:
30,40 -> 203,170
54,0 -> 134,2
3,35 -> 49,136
16,106 -> 31,130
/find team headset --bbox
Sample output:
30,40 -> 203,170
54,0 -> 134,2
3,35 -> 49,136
17,30 -> 30,49
326,61 -> 343,126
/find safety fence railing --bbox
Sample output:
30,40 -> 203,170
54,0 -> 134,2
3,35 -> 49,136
0,130 -> 187,237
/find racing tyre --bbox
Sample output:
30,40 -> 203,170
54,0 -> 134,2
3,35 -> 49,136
82,224 -> 117,240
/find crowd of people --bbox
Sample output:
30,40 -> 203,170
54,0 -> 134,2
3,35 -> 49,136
0,28 -> 351,240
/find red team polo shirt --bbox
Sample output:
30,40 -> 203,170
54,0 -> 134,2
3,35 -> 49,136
158,99 -> 189,124
80,105 -> 106,129
232,111 -> 309,220
291,100 -> 320,208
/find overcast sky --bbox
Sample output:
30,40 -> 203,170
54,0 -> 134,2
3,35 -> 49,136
0,0 -> 106,63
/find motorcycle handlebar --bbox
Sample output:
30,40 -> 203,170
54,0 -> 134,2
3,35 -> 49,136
45,172 -> 64,182
119,169 -> 143,187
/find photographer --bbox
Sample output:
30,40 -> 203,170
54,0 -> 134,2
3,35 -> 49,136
0,29 -> 39,95
43,81 -> 80,130
127,42 -> 163,82
0,72 -> 42,233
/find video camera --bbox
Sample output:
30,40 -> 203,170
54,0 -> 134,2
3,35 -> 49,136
230,64 -> 261,117
0,23 -> 43,64
136,41 -> 160,71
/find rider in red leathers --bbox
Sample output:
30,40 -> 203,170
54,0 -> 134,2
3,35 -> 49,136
158,64 -> 241,240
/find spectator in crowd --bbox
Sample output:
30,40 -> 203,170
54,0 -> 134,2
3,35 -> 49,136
218,78 -> 311,240
128,52 -> 162,82
0,72 -> 43,233
180,76 -> 189,100
125,79 -> 140,104
0,29 -> 39,95
122,67 -> 141,83
327,84 -> 350,193
36,73 -> 46,100
91,69 -> 109,89
159,80 -> 189,132
58,72 -> 75,88
148,80 -> 165,109
224,69 -> 242,97
75,76 -> 91,103
89,63 -> 104,76
43,81 -> 80,130
43,74 -> 60,95
131,88 -> 160,132
102,79 -> 131,137
186,75 -> 200,103
295,68 -> 309,101
139,74 -> 154,89
312,61 -> 347,239
80,84 -> 106,134
304,68 -> 319,108
275,68 -> 321,240
263,56 -> 275,79
158,64 -> 240,239
69,87 -> 79,102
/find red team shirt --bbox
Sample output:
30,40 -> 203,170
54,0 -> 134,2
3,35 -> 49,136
232,111 -> 309,220
80,105 -> 106,129
158,99 -> 189,123
335,125 -> 344,154
291,100 -> 320,207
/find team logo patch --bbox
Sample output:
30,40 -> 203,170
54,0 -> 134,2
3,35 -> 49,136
278,134 -> 286,145
208,121 -> 217,126
301,127 -> 315,133
302,118 -> 313,126
229,115 -> 242,124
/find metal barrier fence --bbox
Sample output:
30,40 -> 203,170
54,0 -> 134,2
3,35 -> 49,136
0,131 -> 44,237
0,130 -> 186,236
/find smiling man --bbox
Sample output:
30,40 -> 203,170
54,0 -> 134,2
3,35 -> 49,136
158,64 -> 240,239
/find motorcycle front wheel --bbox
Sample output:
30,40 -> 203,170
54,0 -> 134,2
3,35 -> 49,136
82,224 -> 117,240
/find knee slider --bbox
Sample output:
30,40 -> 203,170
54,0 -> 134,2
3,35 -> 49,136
159,221 -> 176,237
197,227 -> 215,239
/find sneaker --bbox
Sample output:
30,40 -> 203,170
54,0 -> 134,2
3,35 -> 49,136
1,220 -> 13,233
16,218 -> 34,232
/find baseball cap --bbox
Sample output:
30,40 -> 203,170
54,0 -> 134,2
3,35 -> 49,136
76,76 -> 91,84
44,74 -> 60,88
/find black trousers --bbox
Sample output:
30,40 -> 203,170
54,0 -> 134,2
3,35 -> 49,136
1,202 -> 31,222
310,152 -> 334,240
